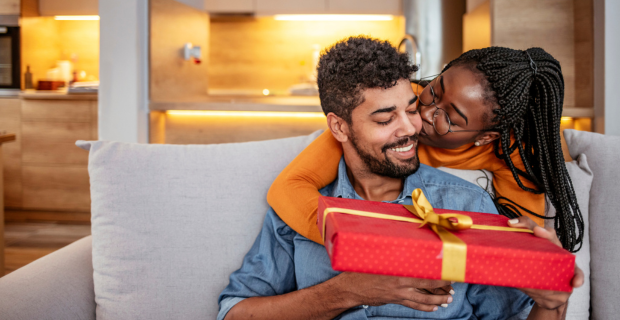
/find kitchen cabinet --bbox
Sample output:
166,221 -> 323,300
0,98 -> 22,208
256,0 -> 327,14
204,0 -> 254,13
38,0 -> 98,16
20,98 -> 97,211
204,0 -> 401,15
327,0 -> 401,15
0,0 -> 19,15
1,96 -> 97,216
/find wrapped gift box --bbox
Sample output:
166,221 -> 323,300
317,193 -> 575,292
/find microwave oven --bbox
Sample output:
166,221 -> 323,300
0,26 -> 20,89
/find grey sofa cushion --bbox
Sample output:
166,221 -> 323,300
564,129 -> 620,320
78,132 -> 322,320
544,154 -> 593,320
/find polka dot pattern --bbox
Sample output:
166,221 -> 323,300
318,196 -> 576,292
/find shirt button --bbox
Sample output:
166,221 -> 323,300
362,305 -> 369,309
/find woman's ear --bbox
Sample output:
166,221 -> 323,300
326,113 -> 349,143
475,131 -> 500,146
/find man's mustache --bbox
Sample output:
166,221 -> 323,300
382,135 -> 419,153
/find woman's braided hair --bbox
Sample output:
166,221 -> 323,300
442,47 -> 584,252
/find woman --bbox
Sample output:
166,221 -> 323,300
267,46 -> 584,252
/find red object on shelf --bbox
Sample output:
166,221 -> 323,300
317,196 -> 575,292
37,80 -> 65,90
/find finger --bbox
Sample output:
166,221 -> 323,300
428,285 -> 454,295
572,266 -> 585,288
406,289 -> 453,306
507,216 -> 538,230
405,278 -> 452,289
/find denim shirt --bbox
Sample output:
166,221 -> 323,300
218,159 -> 533,320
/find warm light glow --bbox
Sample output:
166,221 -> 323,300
262,89 -> 270,96
274,14 -> 394,21
166,110 -> 326,118
54,15 -> 100,21
561,117 -> 573,122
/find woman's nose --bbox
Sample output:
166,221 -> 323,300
420,103 -> 436,124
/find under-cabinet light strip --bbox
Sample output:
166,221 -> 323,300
166,110 -> 326,118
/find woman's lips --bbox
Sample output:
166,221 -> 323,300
419,124 -> 428,136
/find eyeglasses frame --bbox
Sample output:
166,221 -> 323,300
414,75 -> 489,136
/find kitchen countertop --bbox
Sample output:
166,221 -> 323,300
150,95 -> 322,113
19,89 -> 98,100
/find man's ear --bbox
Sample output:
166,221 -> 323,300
326,113 -> 350,143
475,131 -> 500,146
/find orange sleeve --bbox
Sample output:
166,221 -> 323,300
267,130 -> 342,244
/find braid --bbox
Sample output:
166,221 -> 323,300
443,47 -> 584,252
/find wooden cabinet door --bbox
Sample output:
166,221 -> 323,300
205,0 -> 254,13
20,99 -> 97,212
0,0 -> 19,15
39,0 -> 98,16
327,0 -> 401,14
256,0 -> 327,14
0,98 -> 22,208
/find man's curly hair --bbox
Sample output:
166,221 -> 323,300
317,36 -> 418,123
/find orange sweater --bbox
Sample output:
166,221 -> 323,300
267,130 -> 545,245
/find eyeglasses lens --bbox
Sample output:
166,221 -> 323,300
417,80 -> 435,106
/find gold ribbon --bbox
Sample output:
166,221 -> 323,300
321,188 -> 532,282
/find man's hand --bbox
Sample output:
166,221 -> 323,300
507,217 -> 584,319
333,272 -> 455,312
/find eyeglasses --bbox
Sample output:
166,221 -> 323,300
415,76 -> 488,136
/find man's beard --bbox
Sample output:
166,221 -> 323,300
349,130 -> 420,179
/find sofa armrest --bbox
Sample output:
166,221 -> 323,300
0,236 -> 95,320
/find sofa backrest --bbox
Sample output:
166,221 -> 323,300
79,130 -> 597,320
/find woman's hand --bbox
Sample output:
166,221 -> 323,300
507,216 -> 584,316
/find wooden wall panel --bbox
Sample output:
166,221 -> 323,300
491,0 -> 575,108
22,100 -> 93,121
22,165 -> 90,212
163,113 -> 327,144
150,0 -> 210,102
0,99 -> 22,208
574,0 -> 594,108
209,16 -> 405,93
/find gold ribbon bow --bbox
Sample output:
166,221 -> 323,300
321,188 -> 532,282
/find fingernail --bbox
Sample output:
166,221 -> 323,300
449,289 -> 455,295
433,306 -> 438,311
508,218 -> 519,225
451,281 -> 455,284
441,303 -> 448,308
447,296 -> 453,303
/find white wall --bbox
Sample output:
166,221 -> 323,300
594,0 -> 620,135
604,0 -> 620,135
98,0 -> 149,143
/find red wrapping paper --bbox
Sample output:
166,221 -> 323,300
317,196 -> 575,292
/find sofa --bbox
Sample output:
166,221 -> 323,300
0,129 -> 618,320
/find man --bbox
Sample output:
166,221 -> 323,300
218,36 -> 580,320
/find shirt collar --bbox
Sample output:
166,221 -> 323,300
330,157 -> 426,204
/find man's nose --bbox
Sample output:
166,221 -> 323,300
396,112 -> 418,137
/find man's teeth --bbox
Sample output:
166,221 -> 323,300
390,144 -> 414,152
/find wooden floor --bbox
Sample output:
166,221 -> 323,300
3,216 -> 91,276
